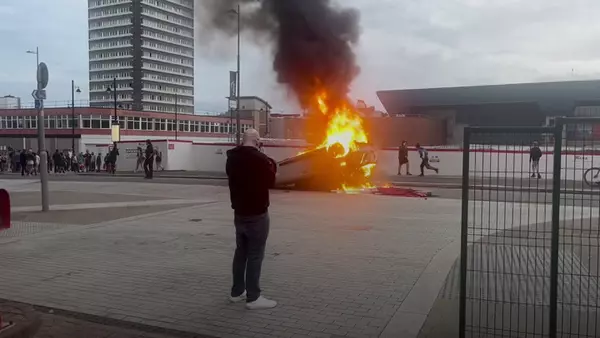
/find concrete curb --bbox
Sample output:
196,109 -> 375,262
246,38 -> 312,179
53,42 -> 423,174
380,241 -> 460,338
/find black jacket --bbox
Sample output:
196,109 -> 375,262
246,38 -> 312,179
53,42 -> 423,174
145,144 -> 154,158
530,146 -> 542,162
226,146 -> 277,216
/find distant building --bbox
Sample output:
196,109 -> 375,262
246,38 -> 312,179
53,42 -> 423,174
0,107 -> 253,153
226,96 -> 272,137
377,79 -> 600,144
0,95 -> 21,109
88,0 -> 195,114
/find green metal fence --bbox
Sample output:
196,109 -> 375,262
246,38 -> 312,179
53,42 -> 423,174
460,118 -> 600,338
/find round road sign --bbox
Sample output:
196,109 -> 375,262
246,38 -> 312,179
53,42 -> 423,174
37,62 -> 49,89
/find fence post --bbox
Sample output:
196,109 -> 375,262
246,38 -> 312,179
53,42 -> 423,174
549,118 -> 563,338
459,127 -> 471,338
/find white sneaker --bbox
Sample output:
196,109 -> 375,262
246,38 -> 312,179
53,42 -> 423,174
229,291 -> 247,303
245,296 -> 277,310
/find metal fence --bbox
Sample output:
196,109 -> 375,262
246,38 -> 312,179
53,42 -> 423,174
460,118 -> 600,338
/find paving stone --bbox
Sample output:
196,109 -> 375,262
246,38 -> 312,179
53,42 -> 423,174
0,180 -> 467,338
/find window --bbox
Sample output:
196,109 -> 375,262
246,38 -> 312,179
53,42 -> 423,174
127,117 -> 134,130
141,118 -> 149,130
101,117 -> 110,129
89,115 -> 100,129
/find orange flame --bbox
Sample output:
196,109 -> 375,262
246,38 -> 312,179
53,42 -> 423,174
316,93 -> 368,157
313,92 -> 376,192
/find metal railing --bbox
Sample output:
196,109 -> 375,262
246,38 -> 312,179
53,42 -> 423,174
460,118 -> 600,338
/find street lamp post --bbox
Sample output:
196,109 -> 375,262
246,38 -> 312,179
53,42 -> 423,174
26,47 -> 39,74
174,93 -> 178,140
106,78 -> 120,142
26,47 -> 50,212
71,80 -> 81,152
229,4 -> 242,144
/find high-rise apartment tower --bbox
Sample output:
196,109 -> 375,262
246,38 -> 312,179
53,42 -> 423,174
88,0 -> 194,114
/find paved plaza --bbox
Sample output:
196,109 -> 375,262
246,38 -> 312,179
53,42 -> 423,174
1,178 -> 460,338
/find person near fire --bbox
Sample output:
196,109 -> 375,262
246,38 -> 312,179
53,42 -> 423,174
143,140 -> 154,179
226,128 -> 278,310
416,143 -> 439,176
397,140 -> 411,175
530,141 -> 542,179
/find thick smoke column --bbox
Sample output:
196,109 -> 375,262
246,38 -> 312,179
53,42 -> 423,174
198,0 -> 361,108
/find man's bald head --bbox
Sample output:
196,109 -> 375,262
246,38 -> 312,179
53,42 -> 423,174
242,129 -> 260,148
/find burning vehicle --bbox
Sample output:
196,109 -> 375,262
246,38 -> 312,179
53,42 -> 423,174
275,142 -> 377,191
275,93 -> 378,191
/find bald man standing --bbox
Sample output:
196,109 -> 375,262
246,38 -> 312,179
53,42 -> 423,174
226,129 -> 278,310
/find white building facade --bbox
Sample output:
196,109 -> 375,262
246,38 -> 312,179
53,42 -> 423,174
88,0 -> 194,114
0,95 -> 21,109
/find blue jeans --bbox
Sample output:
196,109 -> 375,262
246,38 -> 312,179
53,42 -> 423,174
231,212 -> 270,302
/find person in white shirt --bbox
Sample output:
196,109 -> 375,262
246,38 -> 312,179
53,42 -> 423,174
416,143 -> 439,177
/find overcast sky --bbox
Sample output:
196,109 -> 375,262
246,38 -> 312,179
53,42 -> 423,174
1,0 -> 600,113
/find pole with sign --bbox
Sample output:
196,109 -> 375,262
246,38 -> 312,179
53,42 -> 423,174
33,62 -> 50,211
229,70 -> 237,143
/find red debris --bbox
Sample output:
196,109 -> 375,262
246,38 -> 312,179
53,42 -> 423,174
376,186 -> 430,198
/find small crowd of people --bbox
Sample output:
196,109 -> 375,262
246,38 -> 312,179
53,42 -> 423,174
0,148 -> 42,176
0,143 -> 121,176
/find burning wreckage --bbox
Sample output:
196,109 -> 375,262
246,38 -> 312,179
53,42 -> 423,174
274,94 -> 378,192
275,142 -> 377,191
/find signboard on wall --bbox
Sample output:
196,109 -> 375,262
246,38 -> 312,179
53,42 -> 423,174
124,142 -> 145,160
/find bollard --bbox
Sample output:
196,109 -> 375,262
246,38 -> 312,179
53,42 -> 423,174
0,189 -> 10,229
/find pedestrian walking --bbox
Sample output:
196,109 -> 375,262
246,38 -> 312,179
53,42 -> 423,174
416,143 -> 439,176
108,143 -> 119,175
530,141 -> 542,179
19,150 -> 26,176
143,140 -> 154,179
226,129 -> 278,310
155,148 -> 163,171
134,147 -> 144,173
397,140 -> 411,175
34,152 -> 40,175
96,152 -> 102,172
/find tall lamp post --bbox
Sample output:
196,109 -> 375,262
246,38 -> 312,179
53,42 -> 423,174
71,81 -> 81,152
229,4 -> 242,144
106,78 -> 120,142
26,48 -> 39,74
174,92 -> 178,140
26,47 -> 50,212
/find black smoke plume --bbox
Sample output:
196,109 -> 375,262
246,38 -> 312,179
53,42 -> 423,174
198,0 -> 361,108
